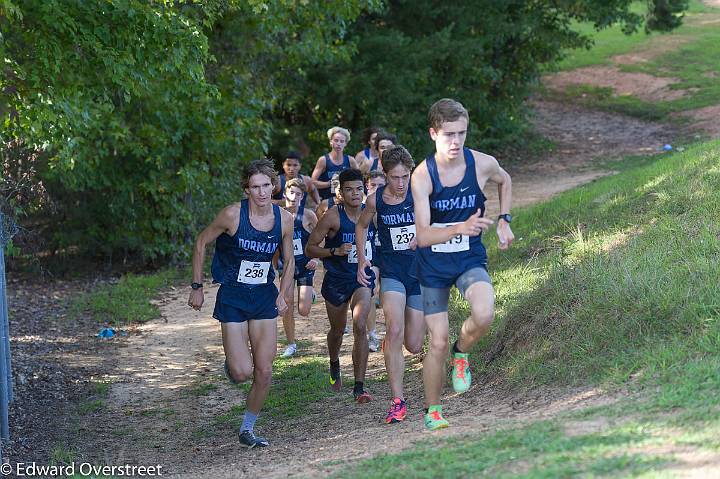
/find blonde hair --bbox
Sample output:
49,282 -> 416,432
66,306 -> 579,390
327,126 -> 351,142
285,177 -> 307,193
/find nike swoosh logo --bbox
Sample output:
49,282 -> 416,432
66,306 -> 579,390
267,235 -> 275,239
404,205 -> 412,210
460,187 -> 469,193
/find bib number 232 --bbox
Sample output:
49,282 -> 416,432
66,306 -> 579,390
390,225 -> 416,251
431,223 -> 469,253
238,260 -> 271,284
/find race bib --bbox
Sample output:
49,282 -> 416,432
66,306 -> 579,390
375,234 -> 382,247
390,225 -> 416,251
237,260 -> 271,284
330,182 -> 337,194
348,242 -> 373,263
293,237 -> 303,256
431,222 -> 469,253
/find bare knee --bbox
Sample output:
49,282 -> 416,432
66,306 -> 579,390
405,338 -> 423,355
471,304 -> 494,329
353,317 -> 368,338
253,365 -> 272,388
298,303 -> 311,317
429,332 -> 449,355
229,363 -> 253,383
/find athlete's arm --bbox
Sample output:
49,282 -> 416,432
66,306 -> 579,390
303,210 -> 319,270
355,192 -> 377,287
188,204 -> 240,310
311,155 -> 330,189
354,150 -> 368,174
277,209 -> 295,314
483,156 -> 514,250
348,155 -> 360,170
412,164 -> 493,248
271,181 -> 283,205
305,175 -> 321,205
316,199 -> 329,220
306,207 -> 341,258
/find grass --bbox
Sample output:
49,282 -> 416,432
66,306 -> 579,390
70,268 -> 186,325
550,0 -> 720,121
214,356 -> 334,428
336,141 -> 720,477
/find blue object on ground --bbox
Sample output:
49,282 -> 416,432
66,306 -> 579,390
663,144 -> 673,151
97,327 -> 116,338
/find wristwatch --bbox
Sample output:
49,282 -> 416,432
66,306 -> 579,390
498,214 -> 512,223
191,282 -> 203,290
329,248 -> 336,257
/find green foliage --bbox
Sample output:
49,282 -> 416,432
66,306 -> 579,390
1,0 -> 688,261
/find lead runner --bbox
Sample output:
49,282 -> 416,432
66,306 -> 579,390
411,98 -> 514,430
188,159 -> 295,447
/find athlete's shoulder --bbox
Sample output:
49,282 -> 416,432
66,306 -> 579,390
468,148 -> 499,169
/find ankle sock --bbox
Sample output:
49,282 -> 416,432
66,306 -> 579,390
240,411 -> 258,433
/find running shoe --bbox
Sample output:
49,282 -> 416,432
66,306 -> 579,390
385,397 -> 407,424
238,430 -> 269,448
451,351 -> 471,393
329,362 -> 342,392
368,332 -> 380,353
281,343 -> 297,358
424,405 -> 449,430
354,389 -> 373,404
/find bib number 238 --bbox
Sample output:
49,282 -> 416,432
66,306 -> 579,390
238,260 -> 271,284
431,223 -> 469,253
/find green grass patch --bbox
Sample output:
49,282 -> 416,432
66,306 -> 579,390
185,382 -> 218,397
215,356 -> 333,427
78,399 -> 104,415
70,268 -> 186,325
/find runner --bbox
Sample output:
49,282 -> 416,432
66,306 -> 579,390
311,126 -> 359,201
355,126 -> 381,175
373,130 -> 397,168
364,170 -> 386,353
305,168 -> 376,403
279,178 -> 319,358
356,145 -> 426,424
188,158 -> 295,447
271,151 -> 321,209
411,98 -> 514,430
315,173 -> 343,220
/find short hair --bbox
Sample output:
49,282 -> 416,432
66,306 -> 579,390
361,126 -> 381,146
381,145 -> 415,173
366,170 -> 386,186
327,126 -> 351,142
242,158 -> 278,189
285,177 -> 306,193
339,168 -> 363,186
373,130 -> 397,151
428,98 -> 469,131
284,151 -> 301,162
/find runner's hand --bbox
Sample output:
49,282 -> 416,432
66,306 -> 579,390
337,243 -> 353,256
497,222 -> 515,250
188,289 -> 204,311
276,294 -> 288,315
455,209 -> 494,237
409,236 -> 418,250
357,257 -> 373,287
305,259 -> 318,270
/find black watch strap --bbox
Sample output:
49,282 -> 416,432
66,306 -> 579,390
329,248 -> 336,257
498,214 -> 512,223
191,282 -> 203,290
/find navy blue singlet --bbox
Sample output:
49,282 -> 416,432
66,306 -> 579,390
364,147 -> 379,172
211,200 -> 282,289
322,204 -> 375,279
318,154 -> 350,200
292,204 -> 312,269
416,148 -> 488,288
376,186 -> 415,259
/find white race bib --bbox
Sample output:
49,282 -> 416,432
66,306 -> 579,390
237,260 -> 271,284
348,241 -> 373,263
293,237 -> 303,256
330,182 -> 337,194
390,225 -> 416,251
431,222 -> 469,253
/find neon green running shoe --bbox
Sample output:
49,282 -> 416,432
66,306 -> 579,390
424,405 -> 449,430
451,351 -> 471,393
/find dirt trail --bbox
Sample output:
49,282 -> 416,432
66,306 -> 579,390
61,95 -> 694,477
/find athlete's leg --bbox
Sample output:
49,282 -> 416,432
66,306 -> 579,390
423,312 -> 449,407
222,322 -> 253,383
325,300 -> 349,362
381,290 -> 407,399
281,282 -> 296,345
297,284 -> 313,317
245,319 -> 278,414
367,265 -> 381,351
456,270 -> 495,352
349,286 -> 372,383
403,303 -> 426,355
